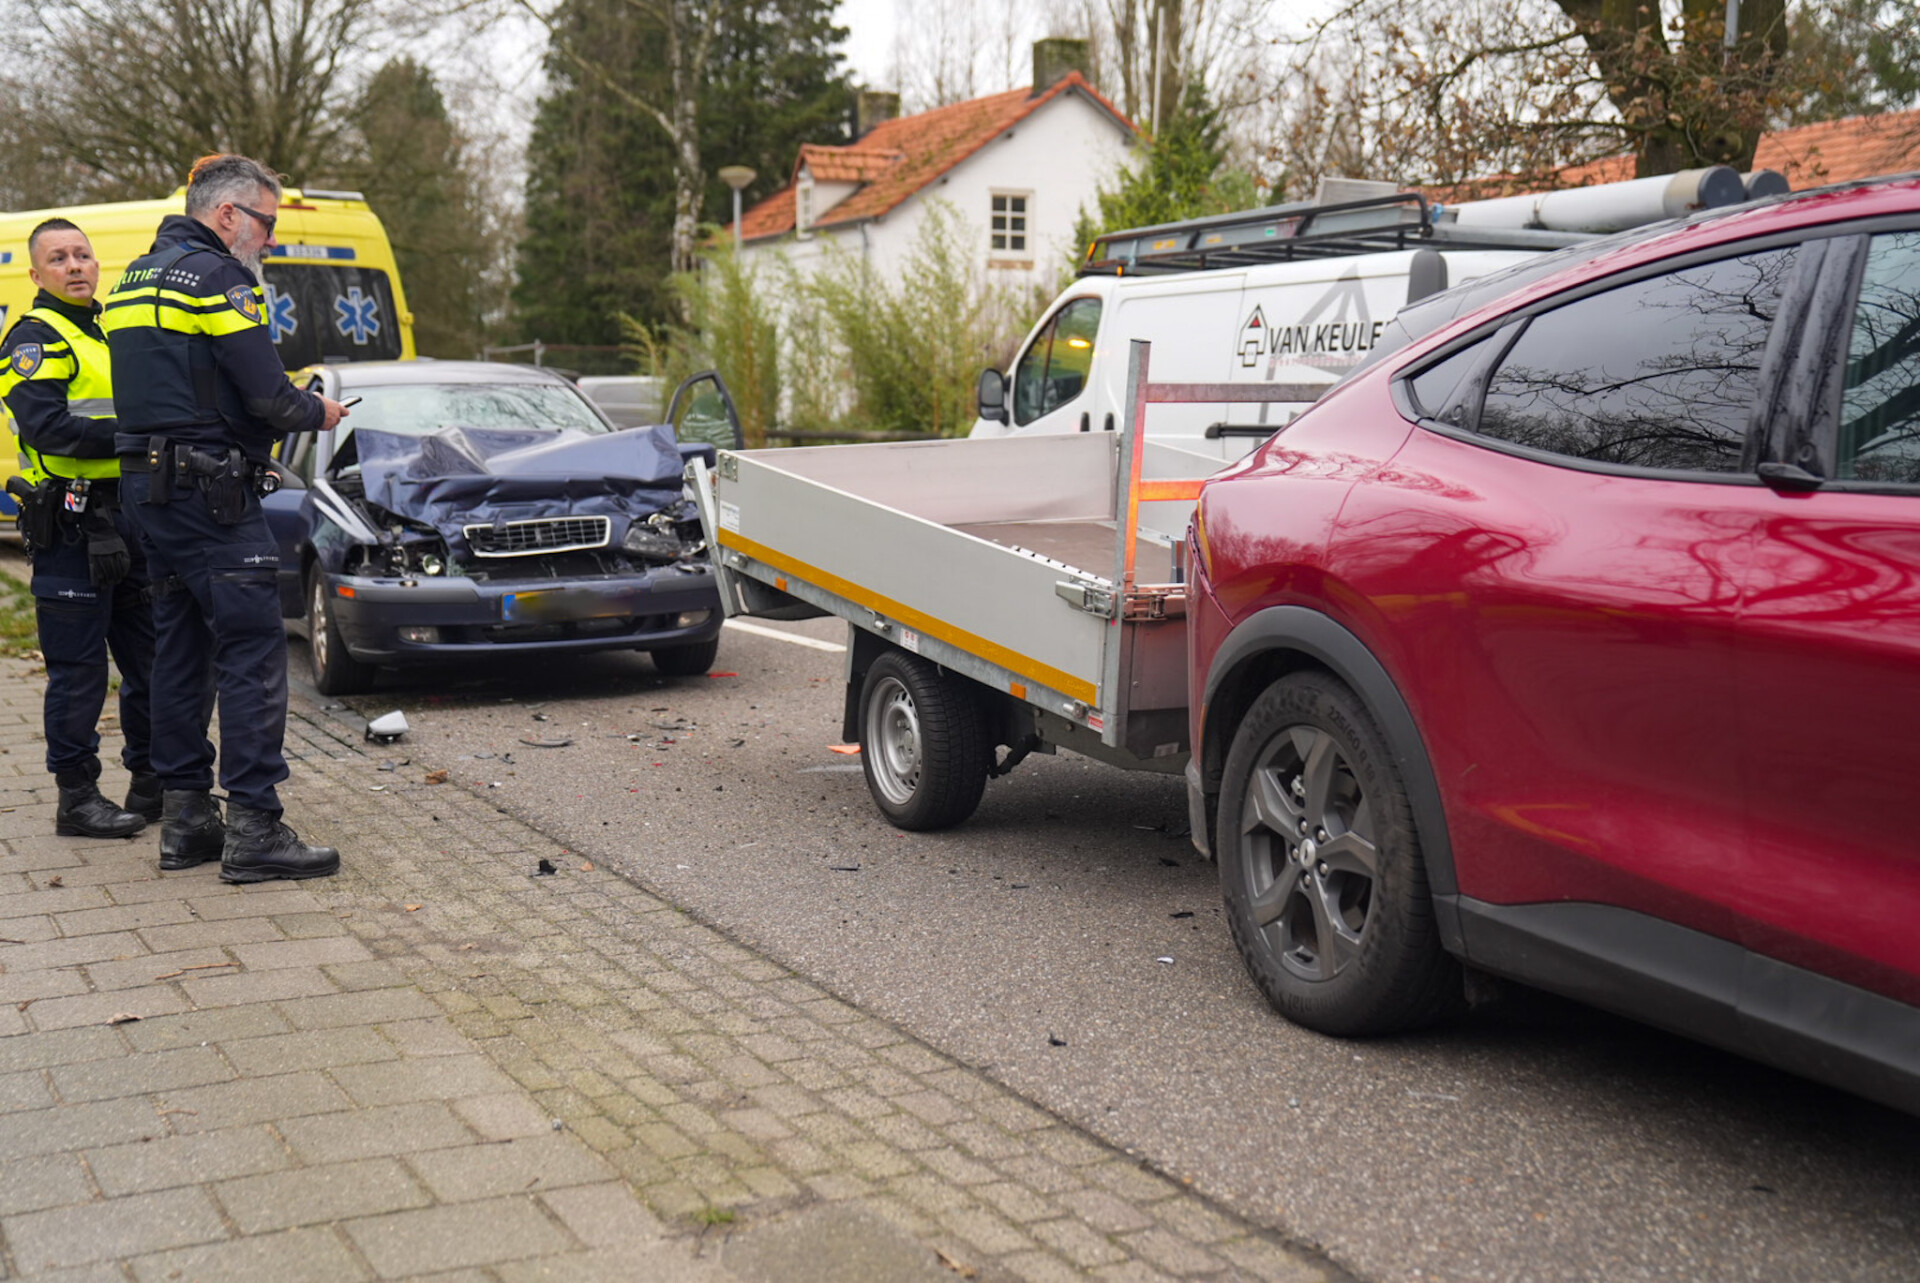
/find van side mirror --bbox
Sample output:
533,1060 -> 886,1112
977,368 -> 1008,423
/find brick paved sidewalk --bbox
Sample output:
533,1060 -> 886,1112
0,654 -> 1337,1283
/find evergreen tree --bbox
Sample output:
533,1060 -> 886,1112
346,59 -> 500,359
516,0 -> 851,348
1075,83 -> 1258,249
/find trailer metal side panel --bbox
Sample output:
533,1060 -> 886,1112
711,443 -> 1115,708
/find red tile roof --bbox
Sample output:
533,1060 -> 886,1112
1435,107 -> 1920,201
736,73 -> 1135,243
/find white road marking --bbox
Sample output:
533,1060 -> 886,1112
723,619 -> 846,652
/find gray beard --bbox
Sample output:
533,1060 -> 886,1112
238,249 -> 265,279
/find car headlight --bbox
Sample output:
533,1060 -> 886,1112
623,520 -> 685,558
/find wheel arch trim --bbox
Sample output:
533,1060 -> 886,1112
1202,606 -> 1461,944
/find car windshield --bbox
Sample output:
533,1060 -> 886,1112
343,382 -> 613,436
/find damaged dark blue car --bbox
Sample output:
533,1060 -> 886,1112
263,360 -> 734,695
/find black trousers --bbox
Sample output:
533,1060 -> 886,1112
119,469 -> 288,811
32,505 -> 155,785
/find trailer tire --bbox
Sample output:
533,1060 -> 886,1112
858,650 -> 990,831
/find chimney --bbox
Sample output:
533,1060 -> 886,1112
1031,37 -> 1090,97
855,90 -> 900,140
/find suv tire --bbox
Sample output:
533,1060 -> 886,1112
1218,671 -> 1460,1035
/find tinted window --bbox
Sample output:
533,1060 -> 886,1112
1475,247 -> 1796,472
1838,231 -> 1920,484
261,264 -> 404,367
1012,297 -> 1102,425
1406,340 -> 1491,424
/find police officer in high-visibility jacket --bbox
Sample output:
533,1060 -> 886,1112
103,155 -> 348,881
0,219 -> 158,839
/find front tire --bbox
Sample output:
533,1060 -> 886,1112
1217,671 -> 1459,1036
306,566 -> 377,696
858,649 -> 990,831
650,637 -> 721,677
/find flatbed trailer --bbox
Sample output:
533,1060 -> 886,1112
690,344 -> 1297,831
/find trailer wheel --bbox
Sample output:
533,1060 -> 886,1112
1217,672 -> 1460,1036
858,650 -> 990,831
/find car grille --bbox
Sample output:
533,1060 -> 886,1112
462,516 -> 611,557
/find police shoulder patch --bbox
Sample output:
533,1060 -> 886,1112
226,286 -> 264,325
8,344 -> 42,378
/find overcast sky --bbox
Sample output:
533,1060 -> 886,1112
835,0 -> 896,87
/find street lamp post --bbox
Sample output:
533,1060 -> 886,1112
717,166 -> 757,252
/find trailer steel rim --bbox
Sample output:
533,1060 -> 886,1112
865,675 -> 923,806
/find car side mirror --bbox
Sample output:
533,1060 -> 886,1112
977,368 -> 1008,423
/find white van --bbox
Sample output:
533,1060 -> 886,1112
972,173 -> 1777,458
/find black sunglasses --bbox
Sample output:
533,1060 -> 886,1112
233,203 -> 277,236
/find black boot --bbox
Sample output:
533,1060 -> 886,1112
124,773 -> 163,823
56,780 -> 146,839
159,790 -> 226,871
221,805 -> 340,884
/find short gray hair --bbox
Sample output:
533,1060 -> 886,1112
184,154 -> 283,218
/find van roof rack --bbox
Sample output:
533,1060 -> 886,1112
1081,191 -> 1589,277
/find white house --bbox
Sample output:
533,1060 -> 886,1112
733,41 -> 1139,287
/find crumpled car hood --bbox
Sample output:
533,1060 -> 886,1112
349,425 -> 686,554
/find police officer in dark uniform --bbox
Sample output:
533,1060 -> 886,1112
102,154 -> 349,881
0,219 -> 157,838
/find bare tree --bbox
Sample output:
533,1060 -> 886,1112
509,0 -> 717,275
5,0 -> 394,200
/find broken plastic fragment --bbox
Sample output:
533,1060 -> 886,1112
424,769 -> 449,785
365,711 -> 409,743
535,858 -> 558,875
519,737 -> 573,749
828,744 -> 861,756
1156,956 -> 1174,965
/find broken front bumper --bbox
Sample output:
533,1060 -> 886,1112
324,563 -> 722,664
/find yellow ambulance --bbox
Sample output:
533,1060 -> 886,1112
0,188 -> 415,519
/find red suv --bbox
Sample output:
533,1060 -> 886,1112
1186,176 -> 1920,1113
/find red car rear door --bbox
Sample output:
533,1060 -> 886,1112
1736,228 -> 1920,1005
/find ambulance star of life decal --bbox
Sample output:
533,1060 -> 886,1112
266,285 -> 298,343
334,287 -> 381,345
226,286 -> 264,325
9,344 -> 41,377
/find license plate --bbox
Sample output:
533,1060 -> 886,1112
501,588 -> 639,623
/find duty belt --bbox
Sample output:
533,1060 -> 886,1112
119,438 -> 282,506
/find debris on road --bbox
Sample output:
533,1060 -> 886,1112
377,759 -> 407,772
1048,1034 -> 1067,1047
1156,956 -> 1174,965
520,737 -> 573,748
829,864 -> 861,872
424,769 -> 450,785
107,1012 -> 142,1025
828,744 -> 861,756
535,858 -> 558,876
1170,911 -> 1195,919
365,710 -> 409,743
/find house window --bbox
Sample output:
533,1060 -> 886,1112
796,174 -> 815,241
991,193 -> 1028,253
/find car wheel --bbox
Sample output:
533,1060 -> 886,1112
858,649 -> 989,831
1217,671 -> 1460,1036
306,566 -> 377,696
650,637 -> 720,677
